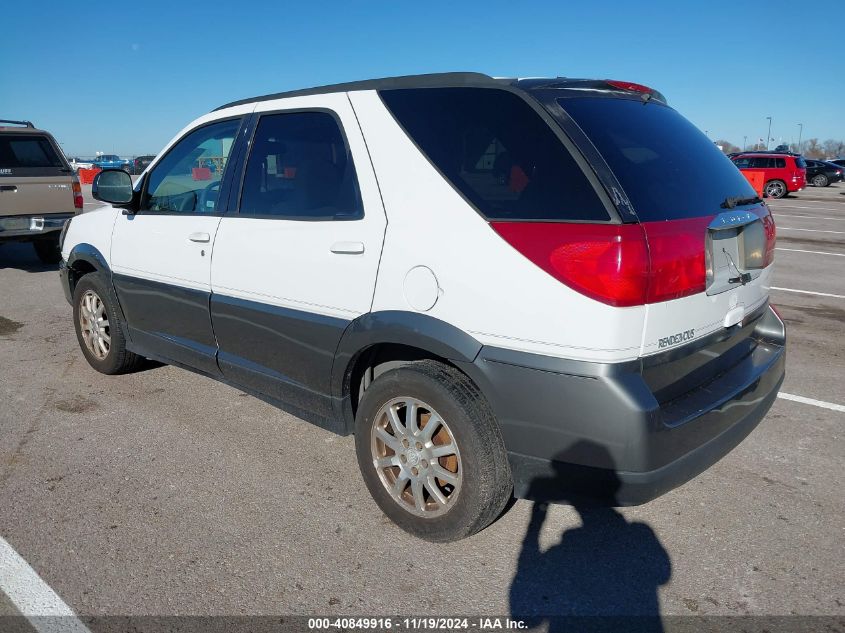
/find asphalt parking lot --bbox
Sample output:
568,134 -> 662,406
0,184 -> 843,630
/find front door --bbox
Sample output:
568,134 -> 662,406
210,94 -> 387,418
110,117 -> 243,374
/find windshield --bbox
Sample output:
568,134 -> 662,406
556,97 -> 757,221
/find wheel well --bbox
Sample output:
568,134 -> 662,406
345,343 -> 459,420
67,259 -> 97,296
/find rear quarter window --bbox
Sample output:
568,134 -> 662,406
380,87 -> 609,222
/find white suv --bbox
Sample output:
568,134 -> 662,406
60,73 -> 786,542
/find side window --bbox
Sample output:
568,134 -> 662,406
775,158 -> 786,168
143,118 -> 241,214
239,112 -> 362,220
749,157 -> 767,168
380,87 -> 608,221
733,157 -> 751,168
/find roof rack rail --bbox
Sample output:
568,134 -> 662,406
0,119 -> 35,128
213,72 -> 502,111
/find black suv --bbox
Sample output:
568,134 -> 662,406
805,159 -> 843,187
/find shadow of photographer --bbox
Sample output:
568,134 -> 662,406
509,441 -> 672,633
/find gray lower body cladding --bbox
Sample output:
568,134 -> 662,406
459,305 -> 786,505
60,259 -> 786,505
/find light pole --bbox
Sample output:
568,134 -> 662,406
797,123 -> 803,154
743,135 -> 747,151
765,117 -> 772,150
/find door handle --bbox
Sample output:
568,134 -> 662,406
188,232 -> 210,243
330,241 -> 365,255
0,185 -> 17,192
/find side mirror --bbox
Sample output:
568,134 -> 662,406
92,169 -> 133,206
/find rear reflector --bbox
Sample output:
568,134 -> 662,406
491,218 -> 712,307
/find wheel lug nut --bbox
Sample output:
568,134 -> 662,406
400,454 -> 407,463
402,439 -> 410,448
421,459 -> 428,468
411,467 -> 418,476
415,442 -> 423,450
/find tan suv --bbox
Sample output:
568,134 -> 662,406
0,120 -> 82,263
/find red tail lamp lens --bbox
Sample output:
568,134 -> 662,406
491,218 -> 711,307
72,176 -> 83,210
491,222 -> 650,307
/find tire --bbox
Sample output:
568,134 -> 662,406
812,174 -> 829,187
764,179 -> 787,199
33,236 -> 61,264
72,272 -> 143,374
354,360 -> 512,542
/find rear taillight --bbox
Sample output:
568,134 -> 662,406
491,218 -> 710,307
642,218 -> 710,302
762,210 -> 776,266
72,175 -> 83,210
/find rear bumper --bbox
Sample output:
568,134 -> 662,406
460,305 -> 786,505
0,213 -> 73,240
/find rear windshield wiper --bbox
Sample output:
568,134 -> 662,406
720,195 -> 762,209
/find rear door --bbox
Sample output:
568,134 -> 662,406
549,96 -> 773,357
0,133 -> 74,217
110,117 -> 243,374
210,93 -> 387,417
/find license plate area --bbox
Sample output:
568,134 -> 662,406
706,211 -> 764,296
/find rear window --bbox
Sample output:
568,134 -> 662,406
794,156 -> 807,168
0,134 -> 65,172
380,87 -> 609,222
557,97 -> 757,222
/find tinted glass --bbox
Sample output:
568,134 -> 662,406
0,135 -> 64,170
144,118 -> 240,214
558,97 -> 757,221
795,156 -> 807,168
381,88 -> 608,221
775,158 -> 786,168
240,112 -> 362,219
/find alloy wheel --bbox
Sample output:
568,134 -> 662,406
370,397 -> 462,518
765,181 -> 785,198
79,290 -> 111,359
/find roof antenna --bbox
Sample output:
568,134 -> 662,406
640,92 -> 652,105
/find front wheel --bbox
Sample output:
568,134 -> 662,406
764,179 -> 787,199
354,360 -> 512,542
812,174 -> 829,187
72,272 -> 143,374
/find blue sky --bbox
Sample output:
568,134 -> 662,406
2,1 -> 841,157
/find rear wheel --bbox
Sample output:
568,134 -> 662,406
354,360 -> 512,542
72,272 -> 143,374
764,179 -> 787,199
812,174 -> 829,187
33,236 -> 61,264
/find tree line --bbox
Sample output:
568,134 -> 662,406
715,138 -> 844,159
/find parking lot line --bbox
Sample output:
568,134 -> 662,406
0,536 -> 91,632
772,213 -> 845,222
776,247 -> 845,257
771,286 -> 845,299
777,227 -> 845,235
769,205 -> 844,212
778,392 -> 845,413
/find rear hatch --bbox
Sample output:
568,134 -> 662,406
0,132 -> 76,217
538,90 -> 776,401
